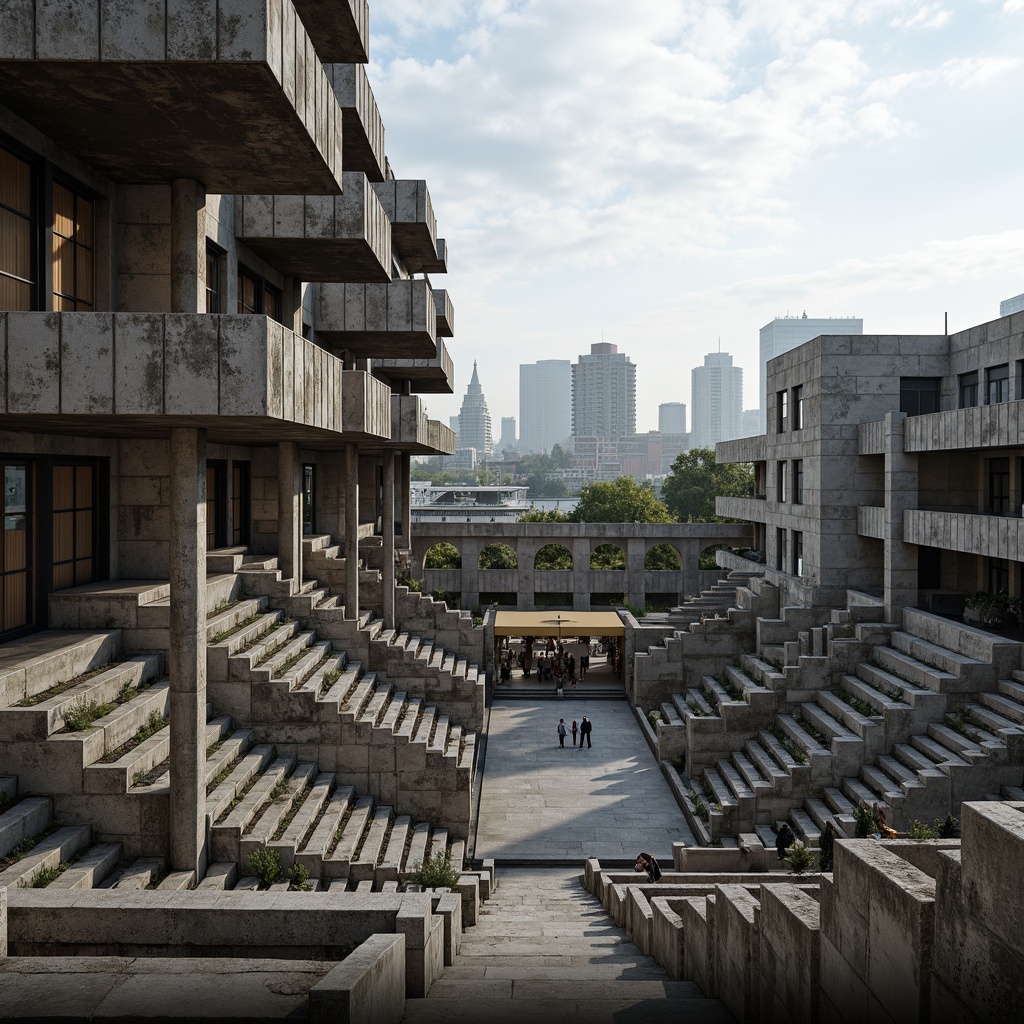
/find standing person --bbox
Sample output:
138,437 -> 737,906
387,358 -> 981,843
775,822 -> 796,861
557,718 -> 567,747
634,852 -> 662,882
568,654 -> 576,688
571,719 -> 578,747
579,650 -> 589,681
579,715 -> 592,748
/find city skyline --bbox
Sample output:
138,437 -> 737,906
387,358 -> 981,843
366,1 -> 1024,433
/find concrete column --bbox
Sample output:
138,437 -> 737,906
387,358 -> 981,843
345,443 -> 360,619
626,537 -> 646,612
399,453 -> 412,549
517,539 -> 537,610
382,450 -> 396,629
572,536 -> 591,611
884,411 -> 919,622
277,442 -> 302,583
168,427 -> 207,878
461,536 -> 482,613
170,179 -> 206,314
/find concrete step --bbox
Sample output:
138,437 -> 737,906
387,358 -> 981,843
0,796 -> 52,859
0,630 -> 122,708
0,824 -> 92,889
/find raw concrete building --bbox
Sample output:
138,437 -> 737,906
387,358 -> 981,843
456,360 -> 493,458
658,402 -> 687,434
571,343 -> 636,443
717,309 -> 1024,620
1000,292 -> 1024,317
758,313 -> 862,430
518,358 -> 571,454
690,351 -> 743,449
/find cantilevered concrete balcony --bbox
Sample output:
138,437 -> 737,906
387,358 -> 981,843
434,290 -> 455,337
0,1 -> 343,193
236,174 -> 391,282
292,0 -> 369,63
0,312 -> 391,443
428,420 -> 456,455
327,63 -> 386,181
715,434 -> 767,464
714,495 -> 768,523
903,402 -> 1024,453
904,509 -> 1024,562
858,506 -> 886,540
373,340 -> 455,395
315,281 -> 438,359
371,181 -> 448,274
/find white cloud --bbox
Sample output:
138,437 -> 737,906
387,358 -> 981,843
890,4 -> 953,29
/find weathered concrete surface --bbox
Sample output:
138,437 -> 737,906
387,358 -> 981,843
475,701 -> 695,863
400,868 -> 735,1023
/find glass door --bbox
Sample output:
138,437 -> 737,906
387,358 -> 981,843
52,463 -> 94,590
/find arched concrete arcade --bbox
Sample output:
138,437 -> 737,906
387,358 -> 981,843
411,521 -> 752,611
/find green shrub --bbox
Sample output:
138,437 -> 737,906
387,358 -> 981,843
854,804 -> 878,839
408,851 -> 461,891
647,709 -> 663,727
25,863 -> 66,888
62,698 -> 112,731
288,862 -> 313,891
786,841 -> 814,874
248,846 -> 282,889
936,813 -> 961,839
907,819 -> 938,840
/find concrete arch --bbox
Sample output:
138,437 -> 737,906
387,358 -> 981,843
478,543 -> 518,570
590,543 -> 626,570
422,540 -> 462,572
535,543 -> 573,571
645,543 -> 681,570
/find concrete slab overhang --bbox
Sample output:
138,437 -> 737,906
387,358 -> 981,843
315,280 -> 438,359
0,1 -> 343,193
292,0 -> 369,63
0,311 -> 390,446
372,339 -> 455,395
371,180 -> 447,274
327,63 -> 386,181
236,174 -> 391,282
433,290 -> 455,338
362,408 -> 454,456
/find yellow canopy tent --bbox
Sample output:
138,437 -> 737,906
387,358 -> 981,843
492,611 -> 625,638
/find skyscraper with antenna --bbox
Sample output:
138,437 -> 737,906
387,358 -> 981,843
457,361 -> 494,457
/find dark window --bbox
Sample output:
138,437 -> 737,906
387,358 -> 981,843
959,371 -> 979,409
51,182 -> 94,311
775,527 -> 786,571
265,284 -> 283,325
988,557 -> 1009,594
792,531 -> 803,577
303,464 -> 316,536
792,386 -> 804,430
989,458 -> 1010,516
230,462 -> 250,547
793,460 -> 804,504
899,377 -> 941,416
986,364 -> 1009,405
205,461 -> 228,551
2,463 -> 32,633
0,145 -> 35,310
776,390 -> 788,433
776,461 -> 788,503
918,546 -> 942,590
205,244 -> 224,313
52,463 -> 96,589
238,265 -> 261,315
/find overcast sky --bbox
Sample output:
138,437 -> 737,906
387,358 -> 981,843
367,0 -> 1024,436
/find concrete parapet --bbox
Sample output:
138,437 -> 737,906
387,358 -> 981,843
308,933 -> 405,1024
759,884 -> 820,1024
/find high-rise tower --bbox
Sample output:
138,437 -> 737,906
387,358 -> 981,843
571,343 -> 636,442
690,352 -> 743,448
519,359 -> 572,454
457,361 -> 493,457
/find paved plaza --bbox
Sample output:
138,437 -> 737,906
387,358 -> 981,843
475,700 -> 696,863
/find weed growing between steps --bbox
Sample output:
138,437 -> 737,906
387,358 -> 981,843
785,841 -> 814,874
16,660 -> 125,706
210,612 -> 262,645
772,727 -> 809,765
0,824 -> 58,870
99,710 -> 166,763
407,851 -> 460,890
248,846 -> 281,889
271,782 -> 312,840
62,698 -> 115,731
831,688 -> 878,717
946,703 -> 986,742
21,861 -> 68,887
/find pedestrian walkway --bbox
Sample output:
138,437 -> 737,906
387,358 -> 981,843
475,701 -> 696,863
400,868 -> 734,1023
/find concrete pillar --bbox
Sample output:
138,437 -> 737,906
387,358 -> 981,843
517,538 -> 537,610
277,442 -> 302,583
884,412 -> 919,622
626,537 -> 646,612
461,536 -> 482,613
399,453 -> 412,549
170,179 -> 206,314
168,427 -> 208,877
345,443 -> 360,619
572,536 -> 591,611
382,450 -> 396,629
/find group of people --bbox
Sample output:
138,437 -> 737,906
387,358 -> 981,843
500,635 -> 591,689
556,716 -> 592,748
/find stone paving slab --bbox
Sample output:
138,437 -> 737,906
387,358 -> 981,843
475,702 -> 695,862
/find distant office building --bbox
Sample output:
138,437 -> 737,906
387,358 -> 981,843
690,352 -> 743,449
499,417 -> 517,453
742,409 -> 760,437
448,415 -> 460,447
571,343 -> 636,443
457,361 -> 493,457
659,402 -> 687,434
519,359 -> 572,454
1000,293 -> 1024,317
758,313 -> 862,430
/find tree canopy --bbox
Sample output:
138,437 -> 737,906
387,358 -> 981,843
568,477 -> 674,524
423,542 -> 461,569
517,508 -> 571,523
661,447 -> 754,522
